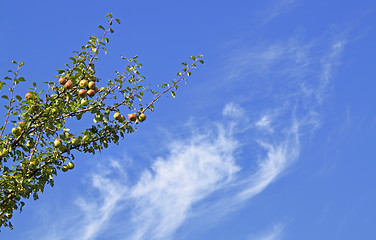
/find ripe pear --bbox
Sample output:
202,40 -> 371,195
12,127 -> 21,136
64,80 -> 73,89
54,139 -> 62,148
62,165 -> 69,172
67,162 -> 74,170
79,79 -> 88,88
138,113 -> 146,122
78,89 -> 87,98
88,81 -> 96,90
0,148 -> 8,157
26,140 -> 34,148
128,113 -> 137,121
81,98 -> 89,106
59,77 -> 67,85
118,115 -> 125,123
25,92 -> 32,99
113,112 -> 121,120
87,89 -> 95,97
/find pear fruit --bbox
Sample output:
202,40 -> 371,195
64,80 -> 73,89
12,127 -> 21,136
113,112 -> 121,120
59,77 -> 67,85
78,89 -> 87,98
81,98 -> 89,106
71,137 -> 79,146
128,113 -> 137,121
0,148 -> 8,157
87,89 -> 95,97
88,81 -> 96,90
79,79 -> 88,88
25,92 -> 32,99
54,139 -> 62,148
67,162 -> 74,170
138,113 -> 146,122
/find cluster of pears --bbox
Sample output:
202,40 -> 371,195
61,162 -> 74,172
0,122 -> 27,158
11,121 -> 25,138
113,112 -> 146,123
53,138 -> 75,172
59,77 -> 99,106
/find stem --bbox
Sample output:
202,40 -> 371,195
142,59 -> 198,113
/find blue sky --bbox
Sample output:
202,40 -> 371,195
1,0 -> 376,239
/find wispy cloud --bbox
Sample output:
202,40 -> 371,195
255,113 -> 275,133
257,223 -> 286,240
237,122 -> 299,202
128,123 -> 240,240
261,0 -> 297,24
45,104 -> 300,240
74,170 -> 127,240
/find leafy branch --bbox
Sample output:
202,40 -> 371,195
0,13 -> 204,230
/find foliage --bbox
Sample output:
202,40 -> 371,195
0,13 -> 204,230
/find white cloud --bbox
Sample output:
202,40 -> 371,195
74,171 -> 127,240
261,0 -> 297,24
258,223 -> 286,240
128,125 -> 240,240
40,102 -> 301,240
237,125 -> 299,202
255,114 -> 274,133
72,108 -> 301,240
222,102 -> 246,119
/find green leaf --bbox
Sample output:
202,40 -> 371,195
198,54 -> 204,58
106,13 -> 113,18
110,28 -> 114,33
115,18 -> 121,24
199,60 -> 205,64
190,56 -> 196,60
2,95 -> 8,100
98,25 -> 105,30
15,95 -> 22,101
171,91 -> 176,98
177,72 -> 182,76
187,72 -> 191,76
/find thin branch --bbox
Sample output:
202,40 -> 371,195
0,64 -> 22,140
